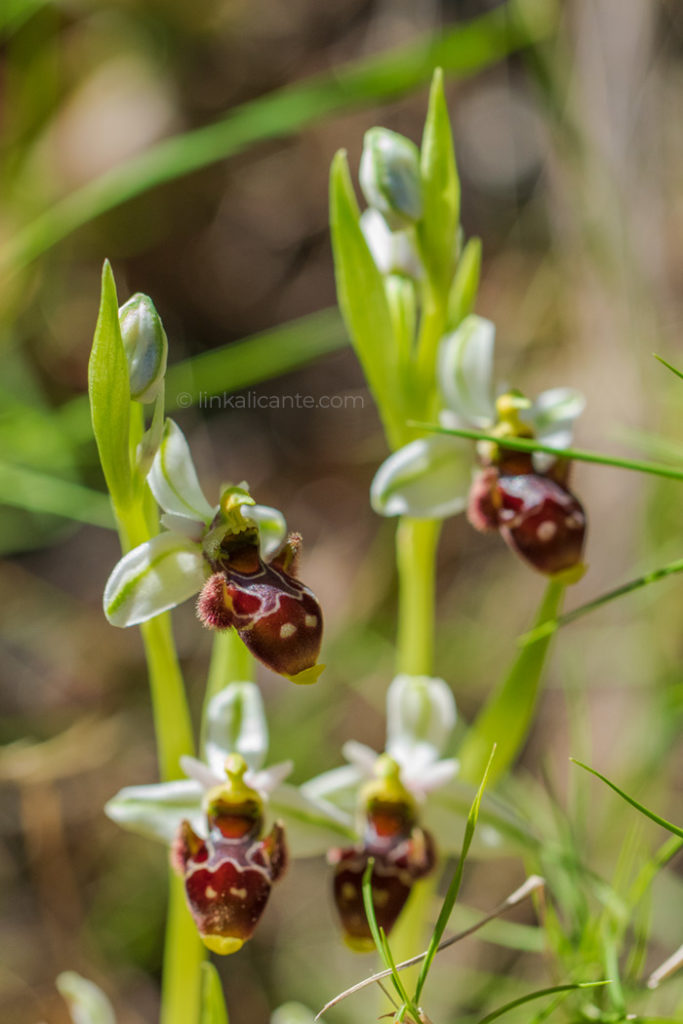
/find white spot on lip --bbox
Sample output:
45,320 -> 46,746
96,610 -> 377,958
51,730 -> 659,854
304,614 -> 318,628
206,885 -> 218,898
280,622 -> 297,639
537,521 -> 557,542
229,886 -> 247,899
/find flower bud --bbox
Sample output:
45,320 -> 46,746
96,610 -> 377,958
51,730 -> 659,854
172,755 -> 287,955
197,533 -> 324,685
359,128 -> 423,228
119,293 -> 168,403
328,758 -> 435,951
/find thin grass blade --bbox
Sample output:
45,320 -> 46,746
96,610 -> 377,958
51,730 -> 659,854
570,761 -> 683,839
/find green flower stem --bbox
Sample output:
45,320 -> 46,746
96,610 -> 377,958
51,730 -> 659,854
114,499 -> 203,1024
161,873 -> 206,1024
200,628 -> 254,753
459,578 -> 566,786
396,517 -> 441,676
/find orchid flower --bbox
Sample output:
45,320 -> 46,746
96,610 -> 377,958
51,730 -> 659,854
371,314 -> 585,519
104,418 -> 323,683
106,683 -> 353,954
301,674 -> 531,949
371,315 -> 587,575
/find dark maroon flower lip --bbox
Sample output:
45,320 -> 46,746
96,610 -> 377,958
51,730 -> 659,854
172,757 -> 288,955
467,461 -> 587,578
197,533 -> 324,684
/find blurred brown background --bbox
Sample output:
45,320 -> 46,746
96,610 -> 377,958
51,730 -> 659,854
1,1 -> 682,1021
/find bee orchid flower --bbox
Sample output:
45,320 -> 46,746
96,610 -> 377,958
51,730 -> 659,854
106,683 -> 353,953
103,418 -> 324,683
370,315 -> 587,576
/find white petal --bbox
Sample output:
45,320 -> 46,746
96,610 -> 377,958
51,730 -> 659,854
341,740 -> 380,776
148,418 -> 214,522
271,1003 -> 320,1024
370,434 -> 471,519
526,387 -> 585,448
403,758 -> 458,797
360,208 -> 421,278
105,779 -> 205,843
179,755 -> 222,790
386,674 -> 457,770
103,532 -> 206,627
438,315 -> 496,426
204,682 -> 268,775
267,782 -> 355,857
57,972 -> 116,1024
300,764 -> 364,806
248,760 -> 294,796
244,503 -> 287,561
160,512 -> 208,542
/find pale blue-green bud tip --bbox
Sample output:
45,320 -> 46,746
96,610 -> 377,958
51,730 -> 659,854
359,127 -> 423,227
119,293 -> 168,403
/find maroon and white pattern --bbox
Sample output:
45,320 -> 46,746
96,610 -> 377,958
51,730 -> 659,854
173,797 -> 287,954
467,451 -> 586,576
197,535 -> 323,681
328,795 -> 436,951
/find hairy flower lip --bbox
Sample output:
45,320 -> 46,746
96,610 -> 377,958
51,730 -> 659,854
103,418 -> 324,681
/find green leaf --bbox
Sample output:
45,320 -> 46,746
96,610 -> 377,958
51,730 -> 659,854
414,746 -> 495,1002
459,579 -> 565,786
417,68 -> 460,294
200,962 -> 229,1024
329,150 -> 400,446
0,460 -> 114,527
570,760 -> 683,839
448,235 -> 482,328
476,981 -> 611,1024
88,261 -> 131,511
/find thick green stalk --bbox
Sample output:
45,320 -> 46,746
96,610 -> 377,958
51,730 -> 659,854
114,499 -> 203,1024
458,579 -> 566,785
396,517 -> 441,676
200,628 -> 254,754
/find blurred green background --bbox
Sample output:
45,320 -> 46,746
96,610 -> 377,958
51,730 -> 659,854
1,1 -> 682,1022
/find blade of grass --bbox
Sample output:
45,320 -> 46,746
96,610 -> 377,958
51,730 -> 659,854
476,981 -> 611,1024
654,353 -> 683,382
200,962 -> 229,1024
0,460 -> 114,527
520,557 -> 683,646
4,1 -> 557,273
414,422 -> 683,483
570,760 -> 683,839
361,859 -> 421,1020
413,746 -> 496,1003
315,875 -> 545,1019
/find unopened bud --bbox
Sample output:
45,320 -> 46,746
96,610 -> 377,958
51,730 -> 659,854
359,128 -> 422,228
119,293 -> 168,403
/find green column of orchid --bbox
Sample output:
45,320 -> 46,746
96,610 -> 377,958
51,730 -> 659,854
90,263 -> 203,1024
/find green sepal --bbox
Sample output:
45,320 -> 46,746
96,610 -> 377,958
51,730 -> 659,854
447,235 -> 482,329
329,149 -> 402,447
88,260 -> 132,511
417,68 -> 460,296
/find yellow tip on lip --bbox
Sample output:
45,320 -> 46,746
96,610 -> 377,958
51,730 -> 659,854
287,664 -> 325,685
343,934 -> 376,954
201,933 -> 244,956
